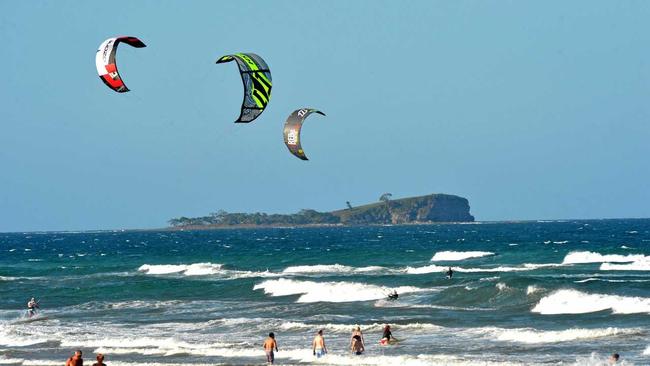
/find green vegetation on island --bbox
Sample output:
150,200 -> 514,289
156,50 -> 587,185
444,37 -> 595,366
168,193 -> 474,228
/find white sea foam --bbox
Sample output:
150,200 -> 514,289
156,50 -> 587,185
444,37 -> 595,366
93,345 -> 263,358
138,263 -> 223,276
253,278 -> 425,303
278,352 -> 525,366
532,289 -> 650,315
486,326 -> 640,344
0,329 -> 50,347
600,258 -> 650,271
0,358 -> 23,365
62,336 -> 198,349
282,264 -> 387,274
644,345 -> 650,355
404,263 -> 558,274
137,263 -> 277,279
526,285 -> 542,295
573,278 -> 650,284
23,361 -> 215,366
278,320 -> 441,333
430,251 -> 494,261
562,251 -> 647,264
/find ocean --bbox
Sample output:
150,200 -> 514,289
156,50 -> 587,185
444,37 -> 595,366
1,219 -> 649,365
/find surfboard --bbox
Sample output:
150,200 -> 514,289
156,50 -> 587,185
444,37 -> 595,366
379,338 -> 402,346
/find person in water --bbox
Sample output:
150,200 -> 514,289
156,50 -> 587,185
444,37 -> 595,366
608,353 -> 620,364
380,324 -> 394,345
312,329 -> 327,358
92,354 -> 106,366
351,325 -> 365,347
446,267 -> 454,279
388,290 -> 398,300
65,350 -> 83,366
350,333 -> 365,355
263,332 -> 278,365
27,297 -> 39,317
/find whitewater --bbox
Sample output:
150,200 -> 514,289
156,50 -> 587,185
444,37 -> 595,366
1,219 -> 650,365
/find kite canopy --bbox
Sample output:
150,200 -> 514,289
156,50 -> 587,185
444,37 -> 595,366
283,108 -> 326,161
216,53 -> 272,123
95,36 -> 146,93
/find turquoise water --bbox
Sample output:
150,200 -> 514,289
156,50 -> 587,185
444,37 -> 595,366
1,220 -> 650,365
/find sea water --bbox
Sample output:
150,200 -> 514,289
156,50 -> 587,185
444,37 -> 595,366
1,219 -> 649,365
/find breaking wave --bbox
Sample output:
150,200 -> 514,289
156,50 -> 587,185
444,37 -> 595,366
562,251 -> 647,264
138,263 -> 223,276
404,263 -> 559,274
532,289 -> 650,315
600,258 -> 650,271
282,264 -> 388,274
253,278 -> 426,303
430,251 -> 494,261
485,326 -> 640,344
137,263 -> 277,279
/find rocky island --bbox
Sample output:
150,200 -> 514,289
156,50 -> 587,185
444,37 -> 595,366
168,193 -> 474,229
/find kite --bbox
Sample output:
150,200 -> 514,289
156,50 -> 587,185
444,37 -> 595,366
216,53 -> 272,123
283,108 -> 326,160
95,36 -> 146,93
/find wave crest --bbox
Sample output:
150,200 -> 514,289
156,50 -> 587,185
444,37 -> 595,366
431,251 -> 494,261
532,289 -> 650,315
562,251 -> 646,264
253,278 -> 425,303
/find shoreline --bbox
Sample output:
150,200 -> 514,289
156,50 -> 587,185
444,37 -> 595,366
3,217 -> 650,235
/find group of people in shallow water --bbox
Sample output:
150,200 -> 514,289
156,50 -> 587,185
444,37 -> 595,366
262,324 -> 395,365
33,283 -> 620,366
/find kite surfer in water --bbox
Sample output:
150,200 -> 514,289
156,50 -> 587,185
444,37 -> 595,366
446,267 -> 454,279
387,290 -> 399,300
27,297 -> 39,317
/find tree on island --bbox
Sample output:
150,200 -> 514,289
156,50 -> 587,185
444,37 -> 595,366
379,193 -> 392,203
379,193 -> 393,218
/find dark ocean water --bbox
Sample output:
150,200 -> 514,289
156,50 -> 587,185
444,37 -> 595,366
1,219 -> 650,365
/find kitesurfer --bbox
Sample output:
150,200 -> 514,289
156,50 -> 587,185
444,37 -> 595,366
446,267 -> 454,279
387,290 -> 398,300
27,297 -> 39,317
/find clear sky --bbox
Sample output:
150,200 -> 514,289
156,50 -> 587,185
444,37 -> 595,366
1,1 -> 649,232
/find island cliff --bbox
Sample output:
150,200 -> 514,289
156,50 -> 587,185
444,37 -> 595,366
168,193 -> 474,229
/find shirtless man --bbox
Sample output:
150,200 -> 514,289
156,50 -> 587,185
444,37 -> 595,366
312,329 -> 327,358
65,350 -> 83,366
263,332 -> 278,365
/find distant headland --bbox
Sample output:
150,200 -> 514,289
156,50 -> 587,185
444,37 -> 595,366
168,193 -> 474,229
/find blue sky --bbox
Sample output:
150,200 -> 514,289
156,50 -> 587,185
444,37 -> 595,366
1,1 -> 649,232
